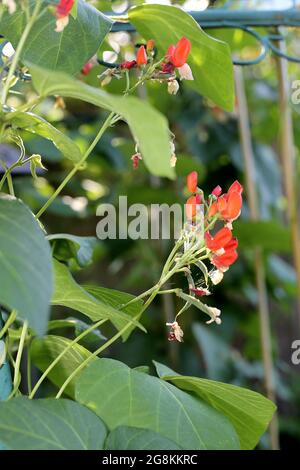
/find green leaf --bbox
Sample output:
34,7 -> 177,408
52,260 -> 145,333
0,196 -> 53,335
47,233 -> 97,267
129,4 -> 234,111
235,220 -> 291,253
154,362 -> 276,450
75,358 -> 240,450
6,112 -> 82,164
0,396 -> 107,449
106,426 -> 181,450
0,0 -> 112,75
84,285 -> 144,341
30,335 -> 93,398
28,64 -> 175,179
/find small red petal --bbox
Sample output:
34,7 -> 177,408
205,227 -> 232,251
208,200 -> 218,218
81,62 -> 94,76
228,180 -> 243,195
146,39 -> 155,51
186,194 -> 202,220
212,250 -> 238,269
223,191 -> 242,221
56,0 -> 74,18
187,171 -> 198,193
211,185 -> 222,197
120,60 -> 137,70
136,45 -> 148,65
190,288 -> 208,297
170,37 -> 191,68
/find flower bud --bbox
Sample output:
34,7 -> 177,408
167,80 -> 179,95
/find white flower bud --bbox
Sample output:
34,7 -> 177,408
168,80 -> 179,95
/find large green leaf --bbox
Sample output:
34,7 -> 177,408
6,112 -> 82,163
0,0 -> 112,75
84,285 -> 143,341
30,335 -> 93,398
29,64 -> 175,179
235,220 -> 291,253
0,196 -> 53,335
52,260 -> 145,334
106,426 -> 181,450
75,358 -> 240,450
0,396 -> 107,450
129,4 -> 234,111
154,362 -> 276,450
47,233 -> 97,267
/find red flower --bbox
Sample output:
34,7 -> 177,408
186,194 -> 202,220
136,46 -> 147,66
120,60 -> 137,70
187,171 -> 198,193
209,180 -> 243,222
168,37 -> 191,68
212,237 -> 239,269
205,227 -> 232,252
56,0 -> 74,18
212,249 -> 238,270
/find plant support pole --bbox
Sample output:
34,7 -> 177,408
234,66 -> 279,450
274,32 -> 300,330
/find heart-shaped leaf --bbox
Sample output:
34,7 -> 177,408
31,335 -> 93,398
0,0 -> 112,74
29,64 -> 175,179
0,196 -> 53,335
52,260 -> 145,334
106,426 -> 181,450
47,233 -> 97,267
129,4 -> 234,111
75,358 -> 240,450
6,112 -> 82,164
0,397 -> 107,449
154,361 -> 276,450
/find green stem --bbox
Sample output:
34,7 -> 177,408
9,320 -> 28,398
29,318 -> 107,399
56,292 -> 158,399
27,342 -> 32,395
1,1 -> 42,105
35,111 -> 118,219
6,172 -> 15,196
0,310 -> 17,340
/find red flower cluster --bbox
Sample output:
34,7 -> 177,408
206,181 -> 243,273
185,171 -> 243,281
209,181 -> 243,223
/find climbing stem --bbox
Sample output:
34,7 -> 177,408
29,318 -> 108,399
35,111 -> 118,219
